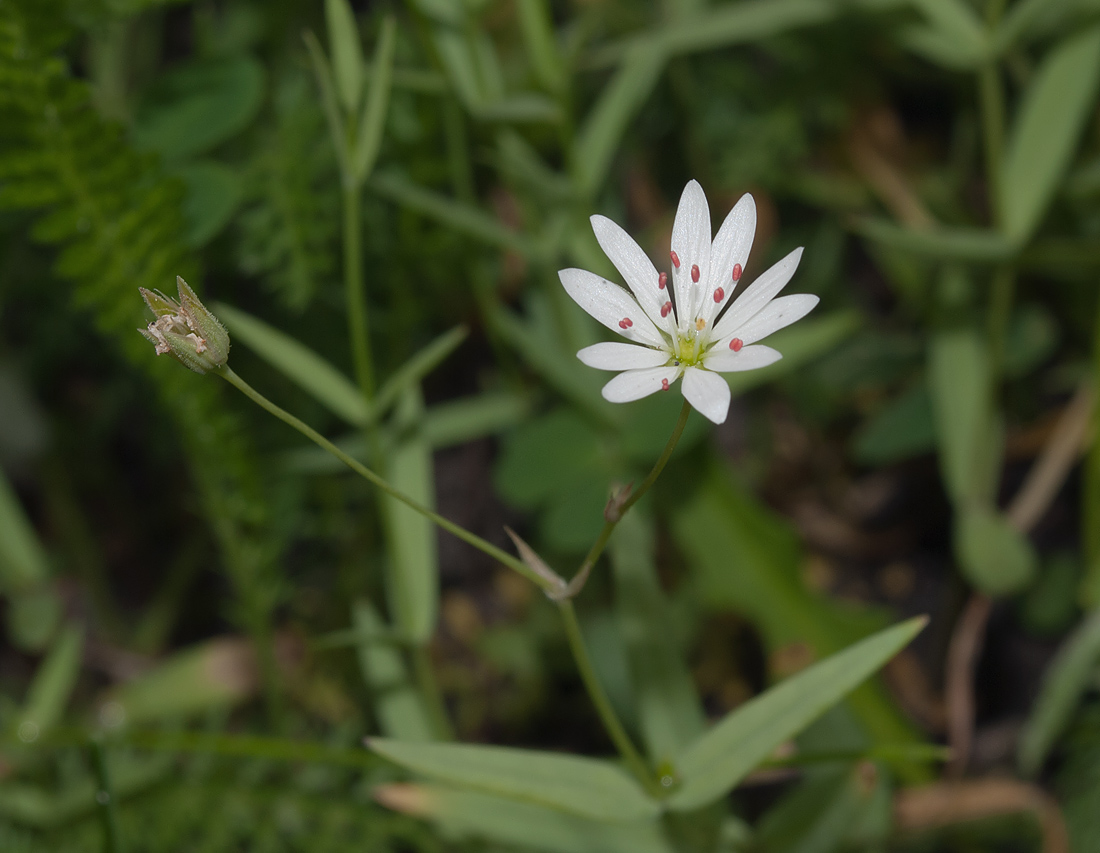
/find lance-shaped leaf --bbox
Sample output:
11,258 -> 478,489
17,626 -> 83,738
214,302 -> 367,426
1018,607 -> 1100,775
374,783 -> 673,853
353,599 -> 435,741
381,386 -> 440,644
666,617 -> 926,811
325,0 -> 365,114
367,738 -> 661,822
1000,25 -> 1100,243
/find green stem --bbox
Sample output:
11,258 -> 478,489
218,367 -> 551,592
986,265 -> 1015,377
89,737 -> 122,853
343,184 -> 376,404
557,599 -> 663,797
977,65 -> 1004,216
573,400 -> 691,584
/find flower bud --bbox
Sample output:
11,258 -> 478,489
138,276 -> 230,374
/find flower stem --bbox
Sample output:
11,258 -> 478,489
217,367 -> 553,593
556,599 -> 663,797
572,400 -> 691,586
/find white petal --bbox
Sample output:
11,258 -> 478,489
712,247 -> 804,341
700,193 -> 756,327
577,342 -> 669,371
559,268 -> 665,348
717,294 -> 819,346
703,344 -> 783,373
681,366 -> 731,424
601,365 -> 684,403
670,180 -> 712,334
590,215 -> 672,333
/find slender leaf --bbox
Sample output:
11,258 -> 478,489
902,0 -> 987,67
574,41 -> 665,197
671,468 -> 925,770
927,327 -> 996,506
373,326 -> 468,421
325,0 -> 365,114
381,386 -> 439,644
1019,607 -> 1100,774
658,0 -> 838,57
370,171 -> 536,255
375,783 -> 673,853
854,218 -> 1014,261
667,618 -> 925,811
304,29 -> 352,181
353,599 -> 434,741
0,467 -> 49,591
18,626 -> 83,737
610,512 -> 705,764
351,16 -> 397,182
103,637 -> 258,725
517,0 -> 565,93
214,302 -> 368,427
1000,25 -> 1100,243
420,392 -> 531,448
368,738 -> 661,822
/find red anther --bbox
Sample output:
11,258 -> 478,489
661,378 -> 670,391
713,287 -> 725,303
670,250 -> 681,269
658,272 -> 667,290
618,317 -> 633,329
691,264 -> 700,283
729,337 -> 743,352
660,302 -> 672,318
732,263 -> 743,281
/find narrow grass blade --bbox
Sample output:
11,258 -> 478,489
215,302 -> 368,427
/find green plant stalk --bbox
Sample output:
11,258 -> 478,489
89,737 -> 121,853
557,598 -> 664,798
986,265 -> 1015,376
547,402 -> 691,796
217,367 -> 552,592
977,64 -> 1004,222
412,645 -> 455,739
572,400 -> 691,585
1083,295 -> 1100,606
343,184 -> 376,405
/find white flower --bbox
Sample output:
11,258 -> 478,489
558,180 -> 818,424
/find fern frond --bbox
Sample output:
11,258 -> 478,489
0,3 -> 282,628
